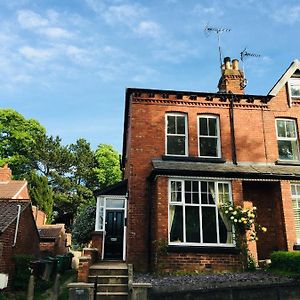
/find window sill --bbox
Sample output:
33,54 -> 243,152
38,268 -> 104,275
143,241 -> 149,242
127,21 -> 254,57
167,245 -> 239,254
276,160 -> 300,166
162,155 -> 226,163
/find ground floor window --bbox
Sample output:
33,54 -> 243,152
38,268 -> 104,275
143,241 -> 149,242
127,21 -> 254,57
169,179 -> 233,246
291,182 -> 300,244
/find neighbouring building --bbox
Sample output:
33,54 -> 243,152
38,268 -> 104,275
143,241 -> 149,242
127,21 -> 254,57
38,223 -> 71,256
92,58 -> 300,273
0,165 -> 40,288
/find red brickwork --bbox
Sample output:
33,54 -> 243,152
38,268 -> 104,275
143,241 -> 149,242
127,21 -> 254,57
91,231 -> 103,258
122,62 -> 300,272
0,205 -> 40,287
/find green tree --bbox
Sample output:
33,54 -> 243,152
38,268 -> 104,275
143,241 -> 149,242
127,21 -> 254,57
72,204 -> 96,247
27,171 -> 54,222
0,109 -> 46,178
94,144 -> 122,188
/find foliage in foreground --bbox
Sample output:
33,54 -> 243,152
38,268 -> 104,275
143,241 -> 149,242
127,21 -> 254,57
270,251 -> 300,274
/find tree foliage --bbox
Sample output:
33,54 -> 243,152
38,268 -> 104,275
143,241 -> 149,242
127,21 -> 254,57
72,205 -> 96,246
94,144 -> 122,188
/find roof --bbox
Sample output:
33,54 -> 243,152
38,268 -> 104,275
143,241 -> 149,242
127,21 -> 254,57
150,159 -> 300,181
94,180 -> 128,197
0,200 -> 30,233
38,224 -> 65,241
0,180 -> 28,199
268,59 -> 300,96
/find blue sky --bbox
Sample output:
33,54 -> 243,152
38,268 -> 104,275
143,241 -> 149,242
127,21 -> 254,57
0,0 -> 299,152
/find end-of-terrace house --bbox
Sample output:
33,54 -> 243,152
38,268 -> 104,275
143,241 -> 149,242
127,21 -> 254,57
91,58 -> 300,273
0,165 -> 40,289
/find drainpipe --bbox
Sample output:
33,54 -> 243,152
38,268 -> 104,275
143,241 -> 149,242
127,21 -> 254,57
229,97 -> 237,165
12,204 -> 21,247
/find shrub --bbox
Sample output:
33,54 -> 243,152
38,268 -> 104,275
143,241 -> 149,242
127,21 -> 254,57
270,251 -> 300,273
13,255 -> 34,290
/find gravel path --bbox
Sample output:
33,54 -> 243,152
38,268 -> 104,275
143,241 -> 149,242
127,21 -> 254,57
134,271 -> 298,293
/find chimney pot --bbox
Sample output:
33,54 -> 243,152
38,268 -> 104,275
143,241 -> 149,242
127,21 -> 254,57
232,59 -> 239,70
224,57 -> 231,70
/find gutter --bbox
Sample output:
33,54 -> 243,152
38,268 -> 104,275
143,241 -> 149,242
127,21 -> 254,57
12,204 -> 21,247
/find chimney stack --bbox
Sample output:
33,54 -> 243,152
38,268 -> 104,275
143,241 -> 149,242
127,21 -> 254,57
0,164 -> 12,182
218,57 -> 245,94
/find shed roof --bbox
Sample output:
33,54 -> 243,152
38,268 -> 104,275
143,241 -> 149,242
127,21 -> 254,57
151,159 -> 300,180
0,200 -> 30,233
38,224 -> 65,241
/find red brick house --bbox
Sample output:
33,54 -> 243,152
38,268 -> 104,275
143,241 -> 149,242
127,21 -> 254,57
0,165 -> 40,288
93,58 -> 300,273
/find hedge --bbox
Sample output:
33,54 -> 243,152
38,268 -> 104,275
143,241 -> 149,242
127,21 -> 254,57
270,251 -> 300,273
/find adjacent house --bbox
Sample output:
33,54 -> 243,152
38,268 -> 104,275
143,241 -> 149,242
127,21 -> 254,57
92,58 -> 300,273
0,165 -> 40,289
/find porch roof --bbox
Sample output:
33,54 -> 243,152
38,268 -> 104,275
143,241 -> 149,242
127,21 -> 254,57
94,180 -> 128,197
150,159 -> 300,180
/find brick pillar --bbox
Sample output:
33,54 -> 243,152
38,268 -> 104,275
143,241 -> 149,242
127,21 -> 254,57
91,231 -> 103,259
232,180 -> 243,206
280,181 -> 296,251
77,257 -> 91,282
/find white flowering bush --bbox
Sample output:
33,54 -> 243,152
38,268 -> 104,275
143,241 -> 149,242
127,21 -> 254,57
221,203 -> 267,241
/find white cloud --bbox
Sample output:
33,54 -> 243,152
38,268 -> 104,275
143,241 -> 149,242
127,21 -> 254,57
19,46 -> 55,61
17,10 -> 48,29
271,5 -> 300,24
39,27 -> 73,39
193,4 -> 224,17
134,21 -> 161,39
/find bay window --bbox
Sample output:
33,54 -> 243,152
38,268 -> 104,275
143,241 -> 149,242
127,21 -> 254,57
169,179 -> 233,246
276,119 -> 300,161
291,183 -> 300,244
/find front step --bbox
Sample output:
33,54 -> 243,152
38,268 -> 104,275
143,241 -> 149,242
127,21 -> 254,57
88,262 -> 129,299
96,291 -> 128,300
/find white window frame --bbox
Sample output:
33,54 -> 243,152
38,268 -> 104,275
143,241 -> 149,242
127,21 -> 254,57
275,118 -> 300,161
165,113 -> 188,156
291,182 -> 300,244
168,178 -> 234,247
198,115 -> 221,158
289,77 -> 300,99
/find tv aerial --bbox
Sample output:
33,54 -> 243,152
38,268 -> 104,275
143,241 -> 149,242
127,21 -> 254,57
240,48 -> 261,88
204,24 -> 231,72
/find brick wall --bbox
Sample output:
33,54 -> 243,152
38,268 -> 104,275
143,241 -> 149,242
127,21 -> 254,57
0,205 -> 40,287
124,80 -> 300,271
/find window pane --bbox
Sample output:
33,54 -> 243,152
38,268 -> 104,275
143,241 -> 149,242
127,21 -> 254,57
106,199 -> 125,208
291,85 -> 300,97
177,116 -> 185,134
278,140 -> 299,160
171,181 -> 182,202
98,207 -> 104,230
277,120 -> 286,137
202,207 -> 217,243
200,137 -> 218,157
167,136 -> 186,155
185,181 -> 191,192
167,116 -> 175,134
297,185 -> 300,195
186,207 -> 200,243
208,118 -> 217,136
286,121 -> 296,138
170,206 -> 183,242
218,212 -> 233,244
208,182 -> 215,204
199,118 -> 208,136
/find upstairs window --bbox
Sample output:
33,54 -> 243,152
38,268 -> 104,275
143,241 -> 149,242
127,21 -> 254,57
276,119 -> 300,161
291,183 -> 300,244
198,115 -> 221,158
166,113 -> 188,156
289,78 -> 300,99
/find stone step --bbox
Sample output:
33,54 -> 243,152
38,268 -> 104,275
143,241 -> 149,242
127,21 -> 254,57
89,268 -> 128,276
96,291 -> 128,300
88,275 -> 128,284
96,283 -> 128,293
